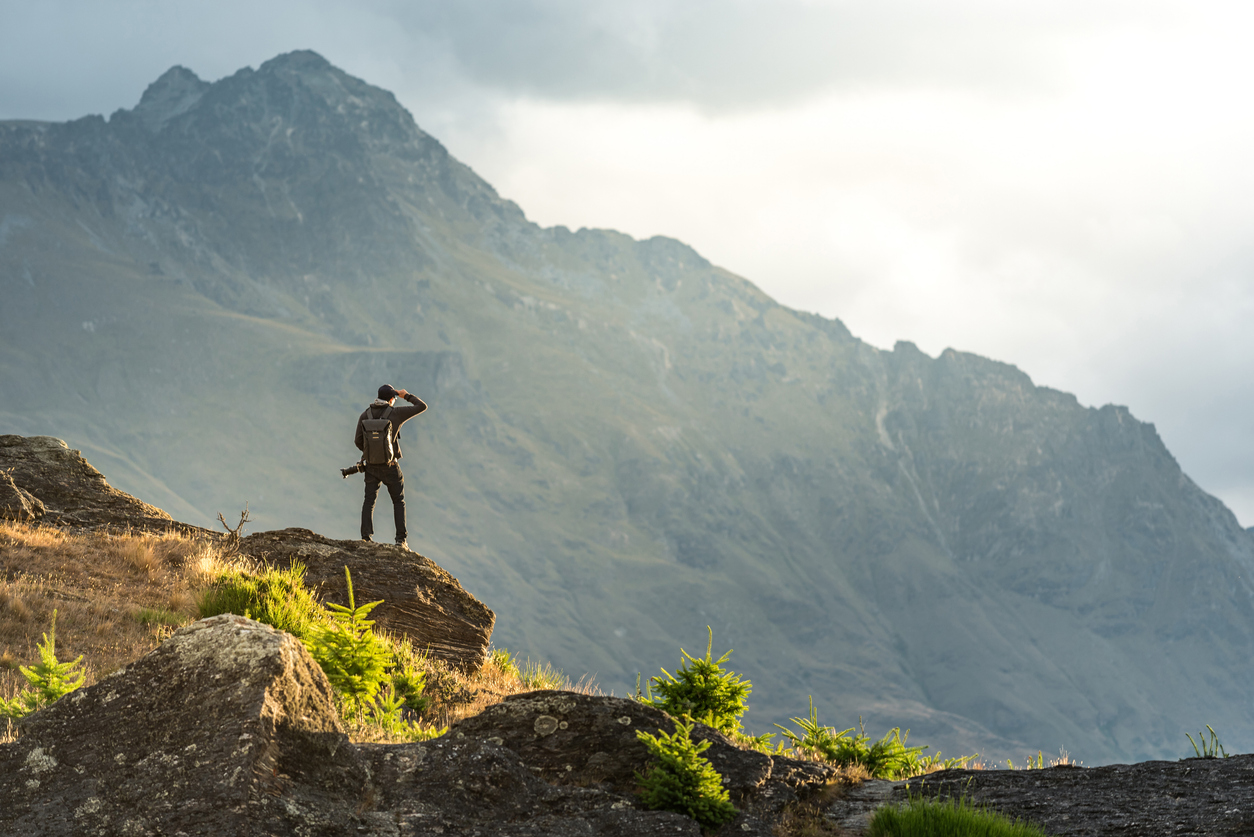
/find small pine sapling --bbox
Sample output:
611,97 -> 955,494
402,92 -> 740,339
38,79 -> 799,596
364,683 -> 445,741
389,660 -> 430,714
308,567 -> 391,715
645,627 -> 751,736
0,610 -> 86,719
635,719 -> 737,832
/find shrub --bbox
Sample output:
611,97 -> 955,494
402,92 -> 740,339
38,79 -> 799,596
197,562 -> 434,733
0,610 -> 86,719
636,719 -> 738,832
775,696 -> 856,762
774,701 -> 967,780
644,627 -> 750,736
197,562 -> 322,640
833,721 -> 929,780
388,656 -> 431,714
306,566 -> 391,715
360,682 -> 445,742
869,792 -> 1048,837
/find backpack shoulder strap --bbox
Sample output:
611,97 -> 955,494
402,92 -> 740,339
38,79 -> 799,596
381,405 -> 393,421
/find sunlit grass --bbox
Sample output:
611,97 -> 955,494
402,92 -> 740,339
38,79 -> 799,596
0,520 -> 236,704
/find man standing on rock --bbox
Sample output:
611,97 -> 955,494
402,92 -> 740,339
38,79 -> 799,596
354,384 -> 427,549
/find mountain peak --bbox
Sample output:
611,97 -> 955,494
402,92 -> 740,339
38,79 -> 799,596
258,49 -> 336,75
132,65 -> 209,132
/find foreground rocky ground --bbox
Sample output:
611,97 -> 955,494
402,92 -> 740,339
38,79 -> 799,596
4,612 -> 1249,836
0,615 -> 836,836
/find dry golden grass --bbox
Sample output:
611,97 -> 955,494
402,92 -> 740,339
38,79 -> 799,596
406,644 -> 602,733
0,520 -> 233,703
0,520 -> 602,741
772,778 -> 868,837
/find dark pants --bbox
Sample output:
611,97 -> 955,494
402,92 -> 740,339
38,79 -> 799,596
361,462 -> 406,541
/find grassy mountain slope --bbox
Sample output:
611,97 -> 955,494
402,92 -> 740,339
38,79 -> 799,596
2,51 -> 1252,763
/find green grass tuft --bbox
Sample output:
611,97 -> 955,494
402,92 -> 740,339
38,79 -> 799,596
1186,725 -> 1229,759
869,792 -> 1048,837
197,562 -> 323,640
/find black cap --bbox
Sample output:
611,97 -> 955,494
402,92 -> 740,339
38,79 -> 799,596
378,384 -> 399,400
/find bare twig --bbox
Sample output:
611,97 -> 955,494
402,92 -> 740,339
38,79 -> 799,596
216,505 -> 251,553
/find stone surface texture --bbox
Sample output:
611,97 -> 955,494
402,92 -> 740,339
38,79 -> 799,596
450,689 -> 834,830
890,758 -> 1254,836
0,469 -> 45,521
0,616 -> 833,836
237,527 -> 495,673
0,614 -> 374,836
0,435 -> 172,530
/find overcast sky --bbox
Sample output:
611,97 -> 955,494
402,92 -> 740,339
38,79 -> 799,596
3,0 -> 1252,524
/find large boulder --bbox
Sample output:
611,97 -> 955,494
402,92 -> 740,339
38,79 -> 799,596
0,614 -> 378,836
449,690 -> 837,828
364,735 -> 704,836
0,435 -> 172,530
238,527 -> 495,672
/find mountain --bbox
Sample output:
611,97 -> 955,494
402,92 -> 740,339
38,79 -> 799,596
2,50 -> 1253,764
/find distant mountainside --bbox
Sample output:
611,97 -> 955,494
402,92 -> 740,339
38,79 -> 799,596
2,50 -> 1252,764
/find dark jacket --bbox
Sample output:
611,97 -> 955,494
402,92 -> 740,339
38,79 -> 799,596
354,393 -> 427,461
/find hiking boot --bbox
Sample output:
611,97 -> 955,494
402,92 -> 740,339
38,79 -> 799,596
361,535 -> 373,543
395,539 -> 409,550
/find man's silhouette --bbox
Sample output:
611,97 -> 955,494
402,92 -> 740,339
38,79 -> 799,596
354,384 -> 427,548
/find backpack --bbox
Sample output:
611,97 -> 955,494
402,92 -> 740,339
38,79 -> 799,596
360,405 -> 396,466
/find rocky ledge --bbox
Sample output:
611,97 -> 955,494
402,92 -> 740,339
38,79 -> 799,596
888,757 -> 1254,836
0,435 -> 173,530
0,435 -> 493,673
237,528 -> 496,673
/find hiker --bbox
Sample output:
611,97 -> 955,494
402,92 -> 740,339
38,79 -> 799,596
353,384 -> 427,549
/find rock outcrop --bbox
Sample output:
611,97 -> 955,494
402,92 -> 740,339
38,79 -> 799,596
0,436 -> 172,531
888,758 -> 1254,836
450,690 -> 834,824
237,527 -> 495,673
0,615 -> 375,836
0,615 -> 836,836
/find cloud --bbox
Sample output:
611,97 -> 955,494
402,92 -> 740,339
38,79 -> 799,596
377,0 -> 1133,109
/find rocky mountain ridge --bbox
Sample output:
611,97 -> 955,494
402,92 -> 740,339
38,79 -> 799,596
2,51 -> 1253,764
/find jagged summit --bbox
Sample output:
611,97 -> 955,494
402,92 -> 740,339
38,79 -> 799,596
131,65 -> 209,132
261,48 -> 336,73
116,49 -> 435,155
